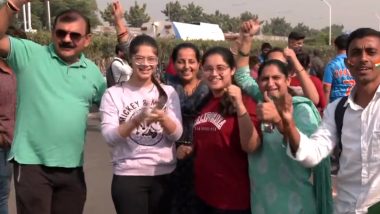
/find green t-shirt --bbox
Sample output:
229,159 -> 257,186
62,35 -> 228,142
7,37 -> 106,167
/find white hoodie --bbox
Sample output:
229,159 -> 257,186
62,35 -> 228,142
100,82 -> 183,176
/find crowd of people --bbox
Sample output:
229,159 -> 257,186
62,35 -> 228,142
1,0 -> 380,214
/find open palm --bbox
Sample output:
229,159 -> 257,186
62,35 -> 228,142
274,94 -> 294,122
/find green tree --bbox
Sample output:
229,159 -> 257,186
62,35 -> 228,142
321,24 -> 345,38
239,11 -> 258,21
228,17 -> 241,32
50,0 -> 100,27
125,1 -> 151,27
161,1 -> 184,22
203,10 -> 238,32
100,3 -> 120,26
262,17 -> 292,36
292,23 -> 312,36
160,2 -> 252,32
182,3 -> 204,23
22,0 -> 100,30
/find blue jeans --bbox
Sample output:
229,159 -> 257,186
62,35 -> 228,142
0,148 -> 11,214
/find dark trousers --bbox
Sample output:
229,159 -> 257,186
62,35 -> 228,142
111,174 -> 172,214
13,162 -> 86,214
0,148 -> 11,214
170,157 -> 196,214
194,197 -> 251,214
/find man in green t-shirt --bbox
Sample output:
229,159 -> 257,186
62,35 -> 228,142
0,1 -> 106,213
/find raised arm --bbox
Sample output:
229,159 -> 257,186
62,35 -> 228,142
112,0 -> 133,44
0,0 -> 28,57
227,85 -> 261,152
284,47 -> 320,105
274,93 -> 301,153
275,93 -> 336,167
234,19 -> 263,101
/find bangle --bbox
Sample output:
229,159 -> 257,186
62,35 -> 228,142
238,50 -> 250,57
238,111 -> 248,118
117,30 -> 128,40
7,1 -> 20,12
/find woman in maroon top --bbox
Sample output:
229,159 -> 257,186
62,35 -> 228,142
179,46 -> 261,214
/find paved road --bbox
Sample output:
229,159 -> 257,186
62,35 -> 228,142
9,116 -> 116,214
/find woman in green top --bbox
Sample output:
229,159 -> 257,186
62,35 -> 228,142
234,20 -> 332,214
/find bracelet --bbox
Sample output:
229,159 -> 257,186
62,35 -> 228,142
238,50 -> 250,57
7,1 -> 20,12
117,30 -> 128,40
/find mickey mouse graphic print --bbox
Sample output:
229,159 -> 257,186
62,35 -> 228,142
100,83 -> 182,176
118,98 -> 165,146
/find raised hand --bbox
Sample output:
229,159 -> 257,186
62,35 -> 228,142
112,0 -> 125,20
256,91 -> 281,124
273,93 -> 293,123
145,108 -> 167,125
131,107 -> 151,125
288,85 -> 304,96
176,145 -> 193,160
283,47 -> 297,60
240,19 -> 261,37
225,85 -> 243,108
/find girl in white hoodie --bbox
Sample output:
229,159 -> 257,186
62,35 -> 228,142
100,32 -> 182,214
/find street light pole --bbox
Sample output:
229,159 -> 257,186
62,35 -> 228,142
376,13 -> 380,31
22,5 -> 27,32
321,0 -> 332,46
46,0 -> 51,31
168,3 -> 171,21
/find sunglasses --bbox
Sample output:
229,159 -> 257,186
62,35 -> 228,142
55,29 -> 85,43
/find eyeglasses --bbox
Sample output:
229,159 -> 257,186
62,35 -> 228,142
133,56 -> 158,66
55,29 -> 85,43
202,65 -> 230,74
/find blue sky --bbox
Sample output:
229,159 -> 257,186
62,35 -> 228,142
96,0 -> 380,31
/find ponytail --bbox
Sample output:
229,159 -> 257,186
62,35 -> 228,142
151,74 -> 168,109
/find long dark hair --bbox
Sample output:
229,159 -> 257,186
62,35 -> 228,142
201,46 -> 237,116
129,35 -> 167,109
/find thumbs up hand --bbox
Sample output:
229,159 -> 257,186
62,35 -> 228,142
112,0 -> 125,20
240,18 -> 261,38
256,91 -> 282,124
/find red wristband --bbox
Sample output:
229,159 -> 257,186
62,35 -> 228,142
117,31 -> 128,40
7,1 -> 20,12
